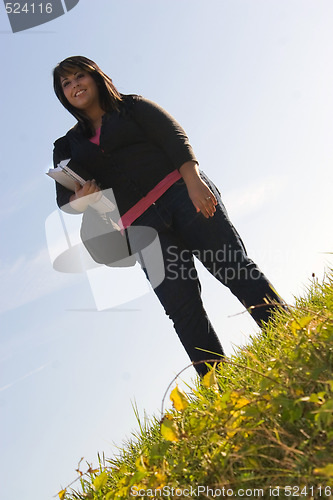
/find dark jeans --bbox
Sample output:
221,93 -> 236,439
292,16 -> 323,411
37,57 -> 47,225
130,173 -> 284,376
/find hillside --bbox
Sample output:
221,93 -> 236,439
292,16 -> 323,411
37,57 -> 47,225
58,272 -> 333,500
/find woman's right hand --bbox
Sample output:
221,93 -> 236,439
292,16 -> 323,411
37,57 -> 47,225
69,180 -> 102,212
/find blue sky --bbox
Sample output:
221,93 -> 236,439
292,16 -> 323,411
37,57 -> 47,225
1,1 -> 333,499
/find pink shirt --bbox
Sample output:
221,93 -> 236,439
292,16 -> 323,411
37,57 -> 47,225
90,127 -> 182,229
89,127 -> 102,145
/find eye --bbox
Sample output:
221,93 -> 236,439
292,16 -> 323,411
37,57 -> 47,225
62,80 -> 70,88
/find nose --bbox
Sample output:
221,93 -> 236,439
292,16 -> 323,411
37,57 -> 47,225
71,79 -> 81,95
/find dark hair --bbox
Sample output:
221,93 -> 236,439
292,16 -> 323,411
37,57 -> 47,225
53,56 -> 122,136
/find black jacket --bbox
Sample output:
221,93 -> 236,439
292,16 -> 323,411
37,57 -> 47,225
53,95 -> 198,217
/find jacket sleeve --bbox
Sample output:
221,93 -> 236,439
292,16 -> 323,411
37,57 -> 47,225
53,136 -> 79,214
131,96 -> 198,169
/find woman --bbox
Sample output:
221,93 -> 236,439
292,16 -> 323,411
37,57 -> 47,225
52,55 -> 284,376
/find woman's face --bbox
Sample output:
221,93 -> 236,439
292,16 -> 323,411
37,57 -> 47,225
60,68 -> 100,114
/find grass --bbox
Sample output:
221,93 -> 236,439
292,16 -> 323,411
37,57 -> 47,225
58,272 -> 333,500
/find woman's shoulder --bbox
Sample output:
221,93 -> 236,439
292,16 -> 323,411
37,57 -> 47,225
53,124 -> 80,149
120,93 -> 162,110
120,93 -> 142,103
118,93 -> 143,118
120,94 -> 166,120
121,94 -> 156,107
53,135 -> 68,151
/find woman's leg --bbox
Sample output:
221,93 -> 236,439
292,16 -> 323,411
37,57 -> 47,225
168,177 -> 285,327
131,219 -> 225,376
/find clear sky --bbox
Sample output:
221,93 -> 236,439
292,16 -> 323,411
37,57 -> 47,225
1,1 -> 333,499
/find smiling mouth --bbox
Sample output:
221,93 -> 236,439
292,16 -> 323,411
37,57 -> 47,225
74,89 -> 86,97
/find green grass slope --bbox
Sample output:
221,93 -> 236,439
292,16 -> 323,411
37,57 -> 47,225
59,273 -> 333,500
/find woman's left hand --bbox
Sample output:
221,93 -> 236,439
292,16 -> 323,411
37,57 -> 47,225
186,176 -> 217,218
179,161 -> 217,218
